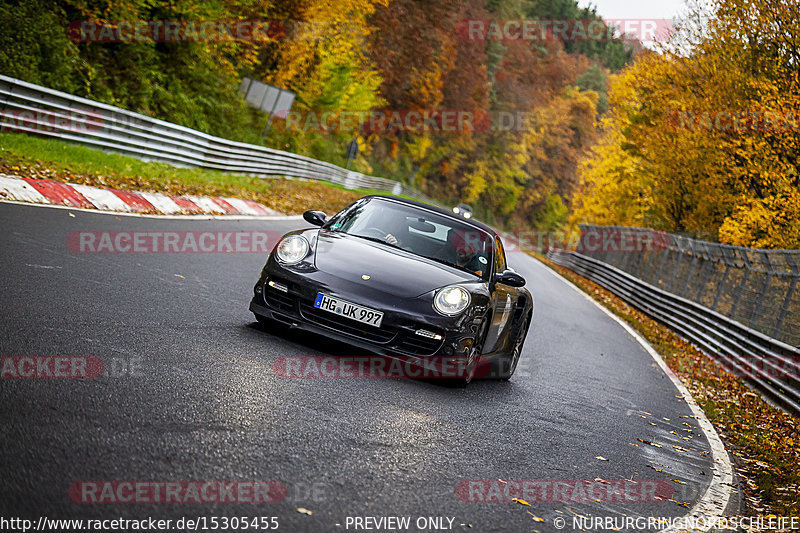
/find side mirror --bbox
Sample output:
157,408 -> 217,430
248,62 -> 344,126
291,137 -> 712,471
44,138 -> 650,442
495,269 -> 526,287
303,210 -> 327,227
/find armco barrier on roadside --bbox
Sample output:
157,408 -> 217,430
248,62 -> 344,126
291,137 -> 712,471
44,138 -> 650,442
0,75 -> 435,204
547,225 -> 800,414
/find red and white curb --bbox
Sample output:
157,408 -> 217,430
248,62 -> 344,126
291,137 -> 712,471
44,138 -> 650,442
0,175 -> 280,216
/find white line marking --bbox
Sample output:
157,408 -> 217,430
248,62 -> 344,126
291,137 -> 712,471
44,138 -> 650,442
69,184 -> 131,212
529,254 -> 734,531
0,175 -> 50,203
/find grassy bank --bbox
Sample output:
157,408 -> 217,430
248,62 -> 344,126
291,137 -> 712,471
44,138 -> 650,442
530,253 -> 799,516
0,132 -> 415,215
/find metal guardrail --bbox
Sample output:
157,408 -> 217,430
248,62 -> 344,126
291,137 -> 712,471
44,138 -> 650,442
574,225 -> 800,347
547,227 -> 800,414
0,75 -> 436,204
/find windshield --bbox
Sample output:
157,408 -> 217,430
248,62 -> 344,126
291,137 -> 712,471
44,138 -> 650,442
327,198 -> 493,280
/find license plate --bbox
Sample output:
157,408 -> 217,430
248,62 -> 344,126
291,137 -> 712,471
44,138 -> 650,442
313,293 -> 384,327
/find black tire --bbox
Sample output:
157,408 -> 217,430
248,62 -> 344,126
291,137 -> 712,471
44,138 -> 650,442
456,346 -> 479,387
455,319 -> 489,387
501,314 -> 530,381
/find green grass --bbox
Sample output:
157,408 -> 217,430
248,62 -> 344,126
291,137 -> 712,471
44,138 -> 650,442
0,132 -> 422,213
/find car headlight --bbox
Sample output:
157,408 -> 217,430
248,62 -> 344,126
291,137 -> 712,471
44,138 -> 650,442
276,235 -> 309,265
433,286 -> 471,315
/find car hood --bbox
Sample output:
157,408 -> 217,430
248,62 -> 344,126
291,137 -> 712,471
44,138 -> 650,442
313,231 -> 473,298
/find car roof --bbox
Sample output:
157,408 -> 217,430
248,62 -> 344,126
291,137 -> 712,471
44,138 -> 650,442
363,195 -> 496,236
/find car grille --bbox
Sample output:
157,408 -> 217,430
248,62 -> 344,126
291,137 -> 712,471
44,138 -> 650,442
298,303 -> 396,344
394,331 -> 445,356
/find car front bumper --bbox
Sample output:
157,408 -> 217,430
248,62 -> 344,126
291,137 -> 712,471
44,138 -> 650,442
249,264 -> 489,373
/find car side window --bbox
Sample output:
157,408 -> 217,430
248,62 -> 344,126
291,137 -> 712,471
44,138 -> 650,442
494,237 -> 507,273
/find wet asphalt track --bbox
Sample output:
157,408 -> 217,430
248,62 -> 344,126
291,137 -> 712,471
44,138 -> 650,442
0,202 -> 733,532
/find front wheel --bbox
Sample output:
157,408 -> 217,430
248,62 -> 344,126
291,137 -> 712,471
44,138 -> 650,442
457,346 -> 479,387
500,315 -> 530,381
455,319 -> 489,387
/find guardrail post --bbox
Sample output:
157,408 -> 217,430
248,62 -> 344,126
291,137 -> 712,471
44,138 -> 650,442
656,239 -> 673,287
729,250 -> 751,319
667,238 -> 685,292
712,249 -> 733,311
637,247 -> 651,279
621,228 -> 637,273
773,254 -> 799,341
750,252 -> 774,329
681,240 -> 699,297
696,243 -> 715,304
0,78 -> 9,123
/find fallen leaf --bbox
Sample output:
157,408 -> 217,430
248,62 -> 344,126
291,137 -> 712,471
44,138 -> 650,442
174,274 -> 185,278
595,456 -> 609,461
297,508 -> 313,515
512,498 -> 530,506
68,213 -> 76,218
637,438 -> 662,448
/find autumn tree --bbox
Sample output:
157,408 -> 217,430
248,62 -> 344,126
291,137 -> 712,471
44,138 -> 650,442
571,0 -> 800,248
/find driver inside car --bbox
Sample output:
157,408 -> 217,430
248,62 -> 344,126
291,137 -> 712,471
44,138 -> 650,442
448,229 -> 489,278
383,213 -> 410,246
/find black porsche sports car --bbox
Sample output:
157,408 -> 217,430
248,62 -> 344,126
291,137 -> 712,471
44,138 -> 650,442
250,195 -> 534,383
